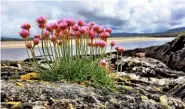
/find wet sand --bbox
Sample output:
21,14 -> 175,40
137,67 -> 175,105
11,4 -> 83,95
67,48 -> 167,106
1,37 -> 167,49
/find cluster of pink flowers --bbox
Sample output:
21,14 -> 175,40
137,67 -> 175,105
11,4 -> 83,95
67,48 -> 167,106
19,16 -> 125,72
19,16 -> 114,50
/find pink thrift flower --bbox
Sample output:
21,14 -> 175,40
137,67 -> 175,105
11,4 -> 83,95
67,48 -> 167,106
118,47 -> 124,53
105,28 -> 112,33
88,31 -> 95,39
79,27 -> 87,34
110,41 -> 115,47
78,20 -> 85,26
88,22 -> 96,28
21,23 -> 31,30
74,31 -> 81,38
36,16 -> 46,24
100,41 -> 106,48
46,24 -> 52,32
59,22 -> 68,30
95,41 -> 100,47
51,35 -> 57,43
34,34 -> 41,39
33,38 -> 40,45
51,22 -> 59,30
72,24 -> 79,31
97,26 -> 104,33
19,29 -> 30,39
115,46 -> 119,51
93,24 -> 99,32
26,43 -> 32,49
66,19 -> 75,26
38,23 -> 46,28
100,60 -> 106,66
44,31 -> 50,38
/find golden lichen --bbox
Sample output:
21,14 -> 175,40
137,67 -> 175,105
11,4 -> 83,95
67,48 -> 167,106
141,95 -> 148,100
68,103 -> 75,109
7,101 -> 21,108
123,85 -> 132,90
110,98 -> 118,104
160,95 -> 170,108
155,87 -> 161,91
16,82 -> 24,87
20,72 -> 39,80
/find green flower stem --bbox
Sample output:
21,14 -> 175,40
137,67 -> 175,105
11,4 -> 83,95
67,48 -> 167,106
120,52 -> 123,72
49,40 -> 55,61
117,51 -> 119,71
24,39 -> 31,62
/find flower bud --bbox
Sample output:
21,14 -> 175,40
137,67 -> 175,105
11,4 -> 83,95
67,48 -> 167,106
33,38 -> 40,45
19,29 -> 30,39
26,43 -> 32,49
21,23 -> 31,30
110,41 -> 115,47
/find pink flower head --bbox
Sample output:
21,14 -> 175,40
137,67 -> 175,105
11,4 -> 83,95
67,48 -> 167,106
79,27 -> 87,34
74,31 -> 81,38
95,41 -> 100,47
51,35 -> 57,43
70,31 -> 75,37
51,22 -> 59,30
97,26 -> 104,33
34,34 -> 41,39
19,29 -> 30,39
78,20 -> 85,26
105,28 -> 112,34
21,23 -> 31,30
59,22 -> 68,30
72,24 -> 79,31
93,24 -> 99,32
115,46 -> 119,51
33,38 -> 40,45
36,16 -> 47,24
44,31 -> 50,39
100,41 -> 106,48
26,43 -> 32,49
38,23 -> 46,28
100,60 -> 106,66
110,41 -> 115,47
66,19 -> 75,26
100,32 -> 110,39
46,24 -> 52,32
88,30 -> 95,39
88,22 -> 96,28
118,47 -> 124,53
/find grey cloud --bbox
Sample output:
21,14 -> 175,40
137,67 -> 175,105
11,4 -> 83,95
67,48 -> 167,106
1,0 -> 185,37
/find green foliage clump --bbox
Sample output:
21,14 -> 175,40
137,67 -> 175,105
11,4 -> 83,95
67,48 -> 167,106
40,59 -> 114,88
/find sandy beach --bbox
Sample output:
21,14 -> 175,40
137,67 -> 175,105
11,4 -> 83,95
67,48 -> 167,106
1,37 -> 169,49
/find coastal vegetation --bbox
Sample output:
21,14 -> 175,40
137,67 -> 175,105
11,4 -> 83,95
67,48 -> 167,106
18,16 -> 125,88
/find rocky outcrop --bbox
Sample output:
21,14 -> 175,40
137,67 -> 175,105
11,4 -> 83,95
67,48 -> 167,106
117,35 -> 185,72
1,79 -> 185,109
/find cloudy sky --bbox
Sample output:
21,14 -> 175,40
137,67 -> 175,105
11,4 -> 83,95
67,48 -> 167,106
1,0 -> 185,38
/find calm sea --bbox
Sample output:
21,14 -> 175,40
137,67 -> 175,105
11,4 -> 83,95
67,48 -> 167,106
1,38 -> 175,60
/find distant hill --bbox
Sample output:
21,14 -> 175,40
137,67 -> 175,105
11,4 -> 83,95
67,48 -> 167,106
112,27 -> 185,37
1,27 -> 185,40
1,36 -> 23,41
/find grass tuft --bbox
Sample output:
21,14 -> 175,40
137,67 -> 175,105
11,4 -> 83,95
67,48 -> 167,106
40,59 -> 115,88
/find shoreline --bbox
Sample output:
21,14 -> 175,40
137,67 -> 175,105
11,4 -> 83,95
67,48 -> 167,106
1,37 -> 173,49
